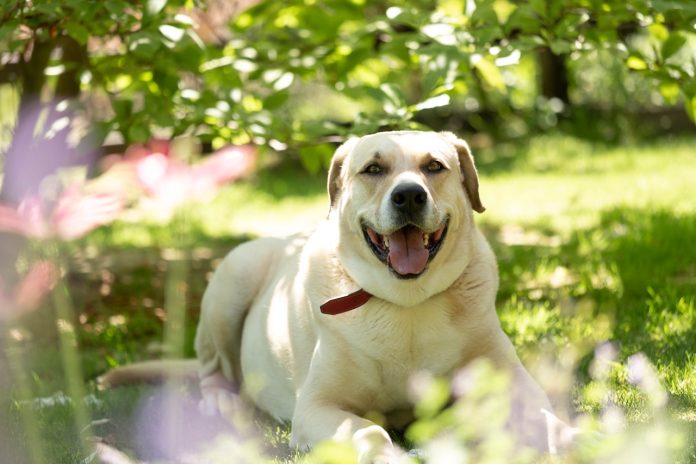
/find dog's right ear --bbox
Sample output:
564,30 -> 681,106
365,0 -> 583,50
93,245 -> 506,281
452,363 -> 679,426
327,137 -> 358,208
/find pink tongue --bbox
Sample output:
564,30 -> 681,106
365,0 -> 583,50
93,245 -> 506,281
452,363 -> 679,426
387,227 -> 428,275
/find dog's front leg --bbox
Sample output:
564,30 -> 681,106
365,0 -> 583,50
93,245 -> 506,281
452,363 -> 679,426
291,397 -> 397,464
472,329 -> 554,451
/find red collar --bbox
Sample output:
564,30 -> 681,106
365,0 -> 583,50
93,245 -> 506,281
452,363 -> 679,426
320,289 -> 372,315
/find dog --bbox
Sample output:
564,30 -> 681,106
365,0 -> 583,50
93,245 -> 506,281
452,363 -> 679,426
191,130 -> 555,462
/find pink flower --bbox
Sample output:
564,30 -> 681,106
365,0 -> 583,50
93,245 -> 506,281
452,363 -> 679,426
0,261 -> 58,320
98,140 -> 256,220
0,187 -> 125,240
52,187 -> 126,240
127,143 -> 256,218
134,145 -> 255,197
194,144 -> 256,186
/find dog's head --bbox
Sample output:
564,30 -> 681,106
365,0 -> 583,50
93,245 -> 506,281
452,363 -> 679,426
327,131 -> 485,305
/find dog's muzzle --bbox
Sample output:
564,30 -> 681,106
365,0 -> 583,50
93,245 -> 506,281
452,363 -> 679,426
362,219 -> 448,279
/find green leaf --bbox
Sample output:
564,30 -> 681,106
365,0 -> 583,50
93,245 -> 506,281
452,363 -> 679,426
105,0 -> 126,16
470,2 -> 498,26
34,2 -> 62,17
406,418 -> 442,443
364,84 -> 409,116
547,0 -> 562,20
379,83 -> 407,107
556,12 -> 589,37
300,144 -> 333,174
173,13 -> 196,27
437,0 -> 465,18
684,93 -> 696,123
128,124 -> 149,143
0,21 -> 20,41
648,23 -> 669,42
129,32 -> 162,58
112,99 -> 133,119
421,52 -> 458,96
148,0 -> 167,15
306,441 -> 358,464
659,81 -> 680,104
505,5 -> 540,34
492,0 -> 517,25
263,90 -> 289,110
516,34 -> 546,50
473,56 -> 506,92
414,377 -> 450,418
473,25 -> 503,46
626,55 -> 648,70
273,72 -> 294,91
159,25 -> 185,43
65,22 -> 89,45
413,93 -> 450,111
661,32 -> 687,61
549,39 -> 571,55
529,0 -> 546,17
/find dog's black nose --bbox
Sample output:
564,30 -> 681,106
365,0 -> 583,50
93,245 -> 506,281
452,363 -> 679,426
391,183 -> 428,214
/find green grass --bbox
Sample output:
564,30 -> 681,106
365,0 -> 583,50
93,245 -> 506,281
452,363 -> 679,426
2,134 -> 696,463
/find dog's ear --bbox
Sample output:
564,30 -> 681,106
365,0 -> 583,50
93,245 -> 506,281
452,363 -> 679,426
441,132 -> 485,213
327,137 -> 358,208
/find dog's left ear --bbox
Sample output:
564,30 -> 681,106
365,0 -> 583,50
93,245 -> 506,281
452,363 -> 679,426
441,132 -> 485,213
327,137 -> 358,208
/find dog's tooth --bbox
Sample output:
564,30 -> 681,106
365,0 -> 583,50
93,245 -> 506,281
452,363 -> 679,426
423,233 -> 430,247
383,236 -> 390,248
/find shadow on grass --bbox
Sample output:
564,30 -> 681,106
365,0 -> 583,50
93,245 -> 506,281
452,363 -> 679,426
487,207 -> 696,414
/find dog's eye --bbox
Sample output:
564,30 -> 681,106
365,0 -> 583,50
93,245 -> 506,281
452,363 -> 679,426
426,160 -> 445,173
363,164 -> 384,175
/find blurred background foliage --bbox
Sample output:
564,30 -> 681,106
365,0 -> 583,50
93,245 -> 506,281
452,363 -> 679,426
1,0 -> 695,179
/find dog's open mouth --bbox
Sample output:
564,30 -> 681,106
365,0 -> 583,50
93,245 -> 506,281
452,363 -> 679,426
363,220 -> 448,278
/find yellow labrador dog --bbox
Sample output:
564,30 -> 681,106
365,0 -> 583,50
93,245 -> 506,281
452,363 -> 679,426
194,131 -> 553,462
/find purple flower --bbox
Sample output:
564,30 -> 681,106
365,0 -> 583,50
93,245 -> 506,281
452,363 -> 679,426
590,342 -> 617,380
627,353 -> 649,386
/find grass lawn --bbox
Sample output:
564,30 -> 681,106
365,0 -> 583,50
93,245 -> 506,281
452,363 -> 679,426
1,134 -> 695,463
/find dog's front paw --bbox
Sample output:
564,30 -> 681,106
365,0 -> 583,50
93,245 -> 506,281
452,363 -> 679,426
198,372 -> 238,417
353,425 -> 401,464
542,408 -> 582,454
288,432 -> 312,453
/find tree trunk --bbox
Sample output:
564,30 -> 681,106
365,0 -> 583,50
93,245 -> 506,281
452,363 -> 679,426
538,47 -> 569,104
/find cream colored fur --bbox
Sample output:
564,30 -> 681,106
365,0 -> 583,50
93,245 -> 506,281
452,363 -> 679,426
194,131 -> 555,462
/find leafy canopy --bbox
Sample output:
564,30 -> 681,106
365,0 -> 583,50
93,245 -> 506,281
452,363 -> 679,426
1,0 -> 694,169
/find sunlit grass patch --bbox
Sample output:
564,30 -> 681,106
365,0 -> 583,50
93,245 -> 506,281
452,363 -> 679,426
498,297 -> 564,349
491,208 -> 696,418
479,135 -> 696,232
